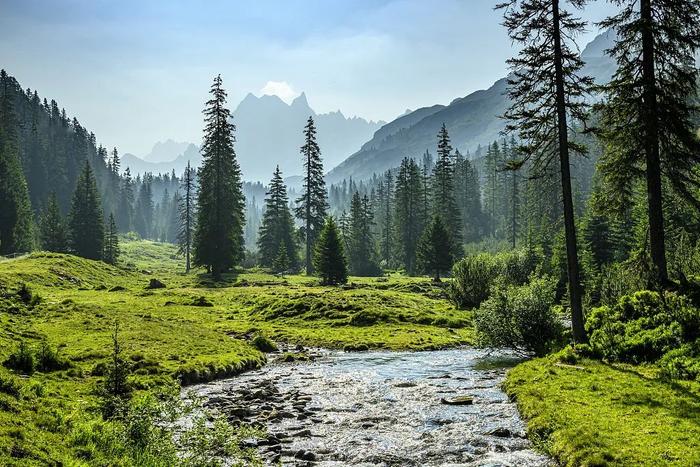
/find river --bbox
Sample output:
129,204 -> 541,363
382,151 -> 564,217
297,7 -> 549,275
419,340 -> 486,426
192,348 -> 551,466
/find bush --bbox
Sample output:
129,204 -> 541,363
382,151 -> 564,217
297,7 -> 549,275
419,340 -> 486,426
449,248 -> 542,309
473,276 -> 563,356
0,369 -> 22,397
36,341 -> 71,372
250,334 -> 277,353
4,341 -> 35,374
658,343 -> 700,381
586,291 -> 700,364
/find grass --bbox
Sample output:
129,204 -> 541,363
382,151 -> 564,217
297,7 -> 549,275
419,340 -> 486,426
504,352 -> 700,466
0,239 -> 471,464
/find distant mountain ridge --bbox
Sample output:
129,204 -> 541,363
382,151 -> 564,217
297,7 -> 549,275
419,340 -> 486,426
122,142 -> 200,176
233,92 -> 384,181
122,93 -> 383,181
326,30 -> 618,184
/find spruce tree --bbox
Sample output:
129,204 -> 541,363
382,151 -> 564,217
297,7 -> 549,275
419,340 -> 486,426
417,215 -> 455,282
39,192 -> 68,252
272,242 -> 291,274
134,174 -> 154,239
257,166 -> 298,270
68,160 -> 104,260
597,0 -> 700,284
454,152 -> 483,243
295,117 -> 328,274
394,157 -> 425,275
313,217 -> 348,285
0,70 -> 35,254
103,213 -> 120,265
431,124 -> 462,252
498,0 -> 593,342
377,170 -> 394,266
117,168 -> 134,232
193,75 -> 245,279
178,160 -> 196,273
348,192 -> 380,276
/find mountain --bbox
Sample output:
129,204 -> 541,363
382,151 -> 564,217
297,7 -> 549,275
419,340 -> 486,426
123,93 -> 382,182
326,30 -> 617,184
122,143 -> 200,176
233,92 -> 384,182
142,139 -> 194,163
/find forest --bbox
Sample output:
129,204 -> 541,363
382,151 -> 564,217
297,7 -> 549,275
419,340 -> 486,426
0,0 -> 699,465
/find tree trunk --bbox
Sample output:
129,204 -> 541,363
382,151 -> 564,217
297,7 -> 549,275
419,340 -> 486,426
640,0 -> 668,284
552,0 -> 586,343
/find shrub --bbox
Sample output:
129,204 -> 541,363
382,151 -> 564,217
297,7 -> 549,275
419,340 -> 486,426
449,248 -> 542,309
473,276 -> 563,356
250,334 -> 277,353
586,291 -> 700,364
449,253 -> 495,308
0,368 -> 22,397
36,341 -> 71,372
5,341 -> 35,374
658,342 -> 700,381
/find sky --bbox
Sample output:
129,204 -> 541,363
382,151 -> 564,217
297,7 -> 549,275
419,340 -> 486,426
0,0 -> 617,156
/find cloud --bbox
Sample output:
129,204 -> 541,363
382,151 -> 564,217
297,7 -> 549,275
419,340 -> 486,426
259,80 -> 299,103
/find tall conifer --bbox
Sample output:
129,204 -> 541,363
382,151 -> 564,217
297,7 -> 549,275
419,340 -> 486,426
193,75 -> 245,279
258,166 -> 298,271
597,0 -> 700,284
69,160 -> 104,260
498,0 -> 593,342
178,161 -> 196,273
295,117 -> 328,274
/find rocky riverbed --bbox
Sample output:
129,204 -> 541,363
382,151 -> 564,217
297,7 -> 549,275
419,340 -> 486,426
190,348 -> 551,466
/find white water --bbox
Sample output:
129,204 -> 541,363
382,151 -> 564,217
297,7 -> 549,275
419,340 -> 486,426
194,348 -> 551,466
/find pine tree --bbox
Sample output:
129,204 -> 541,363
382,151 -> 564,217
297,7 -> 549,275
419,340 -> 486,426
193,75 -> 246,279
39,192 -> 68,252
376,170 -> 394,266
597,0 -> 700,284
432,124 -> 462,253
117,168 -> 134,232
68,160 -> 104,260
103,213 -> 120,265
417,215 -> 455,282
454,151 -> 483,243
272,242 -> 291,274
394,157 -> 426,275
313,217 -> 348,285
257,166 -> 298,270
134,174 -> 153,239
295,117 -> 328,274
178,160 -> 196,273
498,0 -> 593,342
0,70 -> 35,254
484,141 -> 502,237
348,191 -> 381,276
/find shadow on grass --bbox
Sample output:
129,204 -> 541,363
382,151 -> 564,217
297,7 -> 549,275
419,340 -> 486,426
602,361 -> 700,427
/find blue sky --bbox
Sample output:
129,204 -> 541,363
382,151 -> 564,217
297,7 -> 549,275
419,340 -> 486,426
0,0 -> 617,155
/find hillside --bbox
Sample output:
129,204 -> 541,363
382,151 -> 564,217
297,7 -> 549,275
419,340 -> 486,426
327,30 -> 616,183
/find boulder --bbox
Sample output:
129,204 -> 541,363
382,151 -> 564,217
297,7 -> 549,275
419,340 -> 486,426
146,278 -> 166,289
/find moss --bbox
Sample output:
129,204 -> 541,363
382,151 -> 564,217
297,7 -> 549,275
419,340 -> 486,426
504,352 -> 700,466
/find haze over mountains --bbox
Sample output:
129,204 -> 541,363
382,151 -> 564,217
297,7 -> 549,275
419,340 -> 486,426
122,92 -> 383,182
122,30 -> 619,185
326,30 -> 618,183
